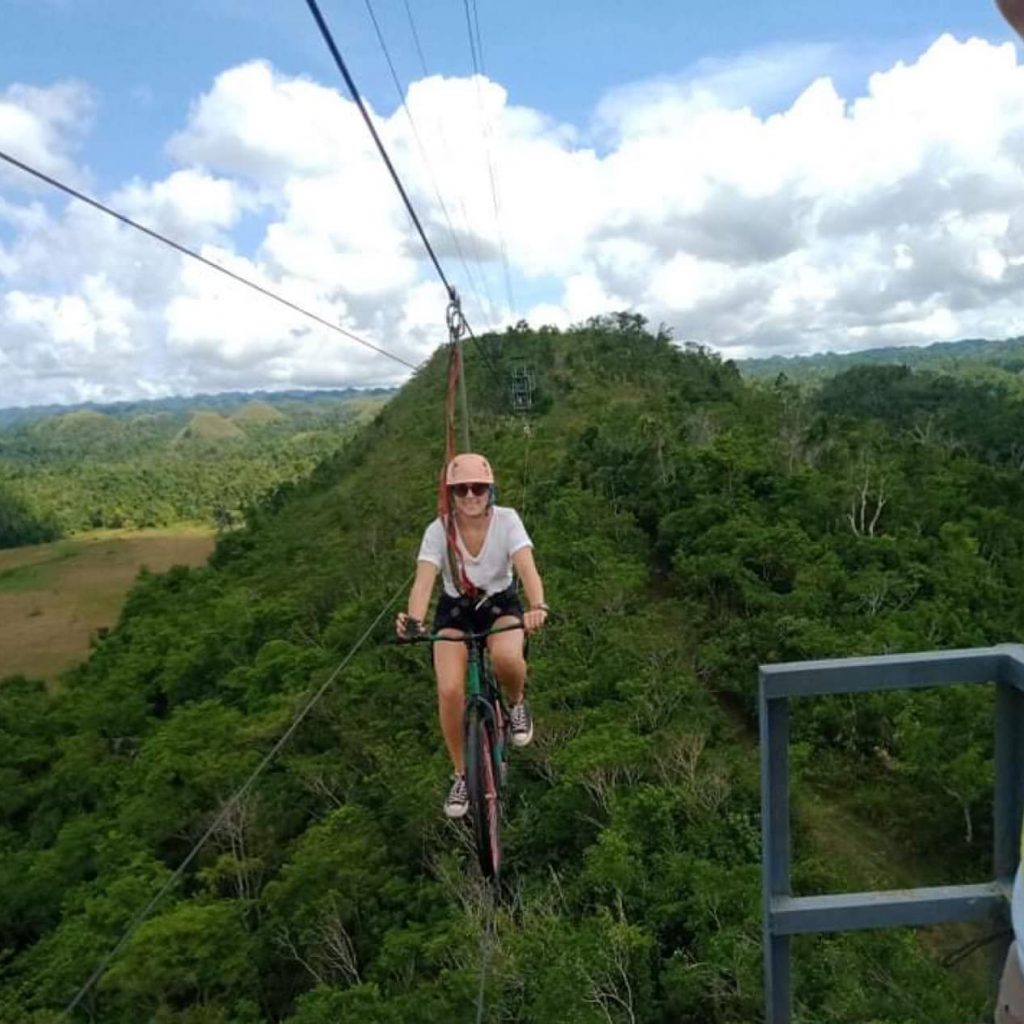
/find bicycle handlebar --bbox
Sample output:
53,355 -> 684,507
396,619 -> 527,645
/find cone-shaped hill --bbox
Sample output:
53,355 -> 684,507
230,401 -> 287,426
176,410 -> 246,443
30,408 -> 123,448
1,318 -> 1020,1021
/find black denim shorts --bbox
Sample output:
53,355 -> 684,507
432,584 -> 524,635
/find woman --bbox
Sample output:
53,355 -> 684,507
396,452 -> 548,818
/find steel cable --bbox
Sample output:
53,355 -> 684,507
0,149 -> 417,372
361,0 -> 492,328
60,571 -> 414,1019
304,0 -> 457,303
399,0 -> 501,325
521,420 -> 533,520
461,0 -> 516,319
475,882 -> 498,1024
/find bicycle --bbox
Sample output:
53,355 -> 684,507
399,620 -> 525,880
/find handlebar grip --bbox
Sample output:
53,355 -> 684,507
401,619 -> 425,641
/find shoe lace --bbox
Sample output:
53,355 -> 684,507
510,702 -> 528,729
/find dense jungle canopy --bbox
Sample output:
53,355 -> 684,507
2,318 -> 1024,1022
0,390 -> 389,546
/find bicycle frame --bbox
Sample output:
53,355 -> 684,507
465,635 -> 508,782
399,620 -> 523,879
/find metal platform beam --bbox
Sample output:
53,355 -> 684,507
760,644 -> 1024,1022
771,883 -> 1007,935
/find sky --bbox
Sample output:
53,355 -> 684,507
0,0 -> 1022,408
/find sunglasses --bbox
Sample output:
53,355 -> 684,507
451,482 -> 491,498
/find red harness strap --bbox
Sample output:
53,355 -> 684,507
438,342 -> 478,598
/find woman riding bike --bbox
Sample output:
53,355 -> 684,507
395,453 -> 548,818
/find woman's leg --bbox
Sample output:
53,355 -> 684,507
434,629 -> 468,773
488,615 -> 527,703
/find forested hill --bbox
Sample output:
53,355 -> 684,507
0,389 -> 389,548
739,333 -> 1024,383
3,318 -> 1023,1022
0,387 -> 394,430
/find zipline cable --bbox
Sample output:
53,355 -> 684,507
60,571 -> 415,1019
456,0 -> 513,379
303,0 -> 494,443
447,297 -> 472,452
521,421 -> 533,521
304,0 -> 457,303
468,0 -> 486,77
941,926 -> 1013,968
400,0 -> 501,327
0,150 -> 417,372
475,883 -> 498,1024
391,0 -> 509,402
401,0 -> 430,75
461,0 -> 516,319
362,0 -> 493,329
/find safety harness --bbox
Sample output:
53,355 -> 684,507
439,294 -> 480,600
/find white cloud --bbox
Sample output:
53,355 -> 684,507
594,42 -> 839,142
167,60 -> 371,183
0,81 -> 93,188
579,33 -> 1024,355
5,273 -> 133,357
113,169 -> 248,239
4,33 -> 1024,406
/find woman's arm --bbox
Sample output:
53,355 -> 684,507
396,560 -> 438,635
513,546 -> 547,632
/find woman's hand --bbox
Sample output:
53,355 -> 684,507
395,612 -> 423,639
523,606 -> 548,634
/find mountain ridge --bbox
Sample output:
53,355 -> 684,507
738,333 -> 1024,381
0,386 -> 396,429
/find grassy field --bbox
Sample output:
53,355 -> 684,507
0,528 -> 215,685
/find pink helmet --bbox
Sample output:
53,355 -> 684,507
446,453 -> 494,486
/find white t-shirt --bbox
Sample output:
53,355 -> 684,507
417,506 -> 532,598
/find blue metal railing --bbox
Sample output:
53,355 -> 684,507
760,644 -> 1024,1022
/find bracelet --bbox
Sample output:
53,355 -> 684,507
531,602 -> 549,612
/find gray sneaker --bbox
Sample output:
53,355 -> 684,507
509,699 -> 534,748
444,774 -> 469,818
